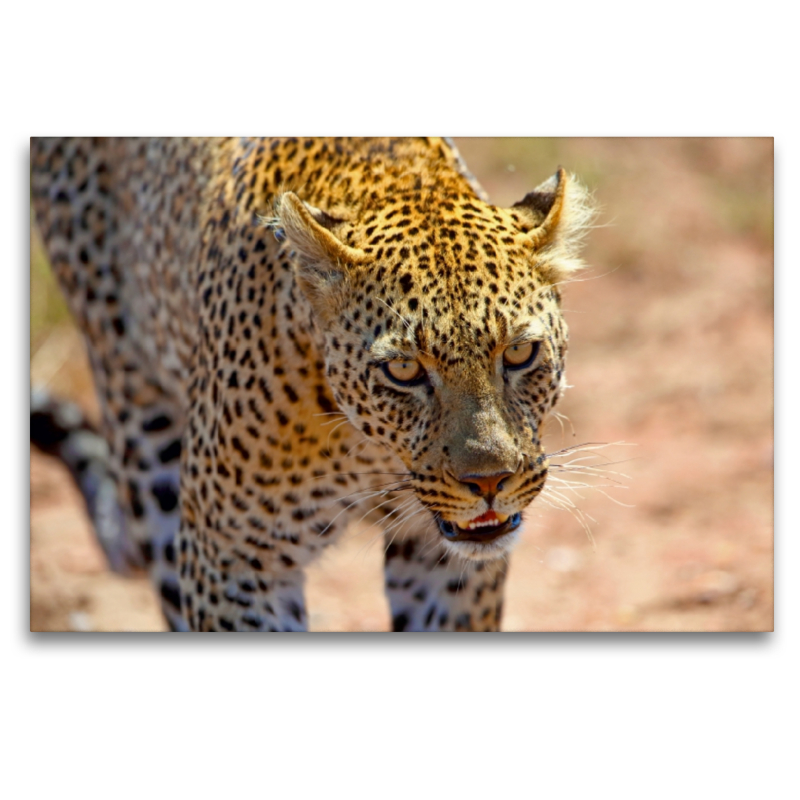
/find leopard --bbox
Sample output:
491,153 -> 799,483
30,137 -> 594,632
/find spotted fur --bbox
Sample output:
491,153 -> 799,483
30,137 -> 594,632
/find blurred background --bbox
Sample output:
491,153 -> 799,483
29,137 -> 774,632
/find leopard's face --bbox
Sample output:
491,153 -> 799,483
277,168 -> 591,560
323,270 -> 567,560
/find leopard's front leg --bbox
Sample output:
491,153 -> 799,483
384,532 -> 509,632
174,408 -> 370,632
174,418 -> 338,632
176,502 -> 310,632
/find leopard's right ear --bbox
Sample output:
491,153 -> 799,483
510,168 -> 596,281
271,193 -> 368,310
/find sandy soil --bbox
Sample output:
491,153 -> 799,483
29,137 -> 773,632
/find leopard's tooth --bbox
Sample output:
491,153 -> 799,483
456,512 -> 511,531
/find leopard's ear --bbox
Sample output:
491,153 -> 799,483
511,168 -> 595,278
272,192 -> 369,311
276,192 -> 368,267
512,168 -> 568,243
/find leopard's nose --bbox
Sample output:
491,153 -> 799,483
456,471 -> 513,498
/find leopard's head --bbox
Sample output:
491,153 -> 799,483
276,168 -> 594,559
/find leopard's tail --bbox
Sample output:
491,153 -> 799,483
30,386 -> 140,573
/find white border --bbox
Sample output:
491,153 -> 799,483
6,2 -> 795,797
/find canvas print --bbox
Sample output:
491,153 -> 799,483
29,137 -> 774,632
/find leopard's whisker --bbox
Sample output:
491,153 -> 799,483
343,436 -> 372,459
539,486 -> 598,550
355,492 -> 415,529
323,418 -> 354,451
354,499 -> 425,560
317,485 -> 413,538
380,501 -> 427,540
305,471 -> 413,482
318,414 -> 350,427
333,479 -> 412,505
546,441 -> 636,460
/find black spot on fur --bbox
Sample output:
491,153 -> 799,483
402,540 -> 415,561
286,600 -> 303,624
139,540 -> 153,563
129,481 -> 145,519
160,581 -> 182,611
157,439 -> 182,464
392,612 -> 410,632
447,577 -> 466,593
142,414 -> 172,433
30,410 -> 71,452
152,480 -> 179,512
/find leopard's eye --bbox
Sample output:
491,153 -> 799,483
503,341 -> 539,370
383,359 -> 424,385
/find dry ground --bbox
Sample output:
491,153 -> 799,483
29,137 -> 773,632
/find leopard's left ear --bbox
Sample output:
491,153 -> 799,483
510,168 -> 595,277
272,192 -> 369,313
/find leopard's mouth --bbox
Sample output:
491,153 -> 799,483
437,510 -> 523,543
